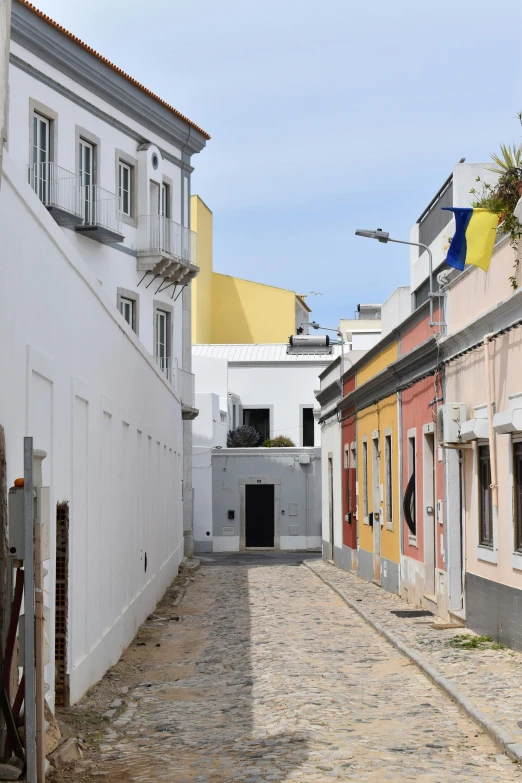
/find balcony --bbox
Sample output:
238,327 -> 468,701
29,163 -> 124,244
177,367 -> 198,420
29,162 -> 83,227
137,215 -> 199,284
75,184 -> 124,244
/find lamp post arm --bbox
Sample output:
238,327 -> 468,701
385,237 -> 436,328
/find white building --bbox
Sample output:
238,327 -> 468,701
1,0 -> 209,704
191,343 -> 340,553
339,303 -> 382,352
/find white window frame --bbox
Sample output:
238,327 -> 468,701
119,296 -> 134,327
79,139 -> 94,223
511,434 -> 522,571
384,431 -> 393,531
362,437 -> 369,523
32,113 -> 50,202
473,439 -> 497,564
407,429 -> 417,546
155,310 -> 168,375
116,288 -> 139,335
160,182 -> 169,218
118,161 -> 132,217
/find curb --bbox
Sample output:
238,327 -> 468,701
304,560 -> 522,764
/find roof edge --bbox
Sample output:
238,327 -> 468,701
14,0 -> 210,142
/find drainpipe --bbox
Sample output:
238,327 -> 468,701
484,333 -> 498,515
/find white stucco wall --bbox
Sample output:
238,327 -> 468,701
0,153 -> 185,704
7,46 -> 189,363
410,162 -> 498,294
227,363 -> 324,447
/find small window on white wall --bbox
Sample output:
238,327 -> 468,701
119,296 -> 133,326
119,162 -> 132,216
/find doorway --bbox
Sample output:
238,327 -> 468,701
372,436 -> 381,582
423,430 -> 436,596
328,455 -> 334,559
245,484 -> 275,547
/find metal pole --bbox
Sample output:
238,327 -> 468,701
23,437 -> 36,783
378,237 -> 437,328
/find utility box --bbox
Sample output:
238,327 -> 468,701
8,485 -> 24,560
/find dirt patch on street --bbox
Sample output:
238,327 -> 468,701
48,570 -> 207,782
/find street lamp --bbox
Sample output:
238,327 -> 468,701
309,321 -> 346,384
354,228 -> 444,330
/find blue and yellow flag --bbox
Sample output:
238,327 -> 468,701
442,207 -> 499,272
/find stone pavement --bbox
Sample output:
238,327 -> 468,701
307,559 -> 522,759
83,560 -> 521,782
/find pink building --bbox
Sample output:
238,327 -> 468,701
442,238 -> 522,646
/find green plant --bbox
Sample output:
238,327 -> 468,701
227,425 -> 261,448
448,634 -> 495,650
489,142 -> 522,175
261,435 -> 296,447
470,167 -> 522,290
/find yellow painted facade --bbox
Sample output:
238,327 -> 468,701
357,341 -> 398,385
210,274 -> 296,344
191,196 -> 214,344
190,195 -> 304,344
356,337 -> 400,577
356,396 -> 400,566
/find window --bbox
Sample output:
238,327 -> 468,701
243,409 -> 270,443
32,113 -> 50,202
362,440 -> 368,519
119,297 -> 133,327
117,289 -> 139,334
153,302 -> 172,378
155,309 -> 168,375
79,139 -> 93,223
302,407 -> 314,447
161,183 -> 170,218
118,162 -> 131,216
405,436 -> 416,536
232,404 -> 237,430
479,444 -> 493,548
385,434 -> 393,527
514,441 -> 522,552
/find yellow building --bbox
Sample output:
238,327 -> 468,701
191,195 -> 310,344
356,340 -> 400,593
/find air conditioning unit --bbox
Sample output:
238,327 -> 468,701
437,403 -> 467,446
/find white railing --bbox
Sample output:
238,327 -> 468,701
82,184 -> 122,235
177,367 -> 195,408
28,162 -> 82,218
154,355 -> 173,382
137,215 -> 197,266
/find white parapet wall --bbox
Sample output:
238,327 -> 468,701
0,153 -> 185,705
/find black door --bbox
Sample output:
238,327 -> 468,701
245,484 -> 275,547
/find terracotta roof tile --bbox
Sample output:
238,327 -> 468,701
16,0 -> 211,141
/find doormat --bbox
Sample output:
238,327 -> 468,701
391,610 -> 433,618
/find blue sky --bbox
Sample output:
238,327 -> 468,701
35,0 -> 522,327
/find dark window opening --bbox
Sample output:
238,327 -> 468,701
479,444 -> 493,548
302,407 -> 314,447
243,408 -> 270,443
515,442 -> 522,552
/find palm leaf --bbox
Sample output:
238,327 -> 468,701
489,142 -> 522,175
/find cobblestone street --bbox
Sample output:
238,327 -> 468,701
74,557 -> 521,782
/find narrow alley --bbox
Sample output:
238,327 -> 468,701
56,555 -> 520,783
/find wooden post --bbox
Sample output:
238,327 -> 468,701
34,520 -> 45,782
